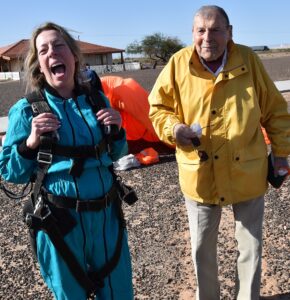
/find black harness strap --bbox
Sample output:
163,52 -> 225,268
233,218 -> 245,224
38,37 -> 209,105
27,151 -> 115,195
25,194 -> 125,297
86,86 -> 105,114
26,91 -> 55,200
24,89 -> 126,297
88,210 -> 125,288
45,183 -> 118,212
26,90 -> 109,178
51,141 -> 107,159
86,87 -> 120,142
27,204 -> 97,294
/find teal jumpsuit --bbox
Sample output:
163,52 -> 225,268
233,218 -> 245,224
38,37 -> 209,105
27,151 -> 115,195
0,87 -> 133,300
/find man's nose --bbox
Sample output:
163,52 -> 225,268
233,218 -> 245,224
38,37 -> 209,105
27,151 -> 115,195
204,30 -> 213,40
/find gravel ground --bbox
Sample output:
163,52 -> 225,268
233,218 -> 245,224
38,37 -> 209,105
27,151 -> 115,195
1,158 -> 289,299
0,55 -> 290,299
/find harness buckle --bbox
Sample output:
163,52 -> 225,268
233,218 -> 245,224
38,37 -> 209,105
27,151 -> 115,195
41,205 -> 52,220
37,151 -> 53,164
33,195 -> 44,214
24,213 -> 34,228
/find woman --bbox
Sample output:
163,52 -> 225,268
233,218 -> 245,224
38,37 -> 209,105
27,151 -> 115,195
0,22 -> 133,300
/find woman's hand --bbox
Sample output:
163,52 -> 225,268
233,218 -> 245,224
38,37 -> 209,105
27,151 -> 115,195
96,108 -> 122,129
26,113 -> 60,149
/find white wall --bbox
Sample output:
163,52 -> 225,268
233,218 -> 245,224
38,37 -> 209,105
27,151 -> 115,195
93,62 -> 141,74
0,72 -> 20,81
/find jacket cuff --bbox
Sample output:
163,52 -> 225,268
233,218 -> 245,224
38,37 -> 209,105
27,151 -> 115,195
17,140 -> 39,160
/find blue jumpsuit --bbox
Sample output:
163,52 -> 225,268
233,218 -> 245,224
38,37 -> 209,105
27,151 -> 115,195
0,88 -> 133,300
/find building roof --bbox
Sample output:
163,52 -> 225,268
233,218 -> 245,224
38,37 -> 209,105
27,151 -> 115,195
77,40 -> 124,54
0,39 -> 29,60
0,39 -> 124,60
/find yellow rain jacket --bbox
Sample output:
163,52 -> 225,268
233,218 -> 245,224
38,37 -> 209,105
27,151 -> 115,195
149,41 -> 290,205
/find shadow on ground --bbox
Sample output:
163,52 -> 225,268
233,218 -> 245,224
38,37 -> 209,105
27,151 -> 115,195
260,292 -> 290,299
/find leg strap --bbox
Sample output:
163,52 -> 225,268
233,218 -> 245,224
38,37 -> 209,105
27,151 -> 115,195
24,197 -> 125,298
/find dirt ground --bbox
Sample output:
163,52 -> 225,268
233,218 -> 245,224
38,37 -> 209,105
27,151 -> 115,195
0,54 -> 290,299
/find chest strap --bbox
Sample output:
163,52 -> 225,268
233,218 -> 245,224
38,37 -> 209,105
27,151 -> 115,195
39,139 -> 107,160
44,184 -> 118,212
37,136 -> 108,177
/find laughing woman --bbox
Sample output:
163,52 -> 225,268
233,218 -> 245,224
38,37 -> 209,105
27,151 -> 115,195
0,22 -> 133,300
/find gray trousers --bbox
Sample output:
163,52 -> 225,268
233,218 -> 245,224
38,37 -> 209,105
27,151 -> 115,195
185,196 -> 264,300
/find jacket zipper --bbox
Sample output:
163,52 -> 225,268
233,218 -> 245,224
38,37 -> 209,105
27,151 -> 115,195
74,97 -> 114,297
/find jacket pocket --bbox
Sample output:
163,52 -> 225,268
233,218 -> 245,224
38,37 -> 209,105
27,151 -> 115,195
176,147 -> 202,164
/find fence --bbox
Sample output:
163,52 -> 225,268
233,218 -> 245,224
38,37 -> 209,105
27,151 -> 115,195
0,63 -> 141,82
93,62 -> 141,74
0,72 -> 21,81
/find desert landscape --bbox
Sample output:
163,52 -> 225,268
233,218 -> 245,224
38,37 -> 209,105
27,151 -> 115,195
0,53 -> 290,299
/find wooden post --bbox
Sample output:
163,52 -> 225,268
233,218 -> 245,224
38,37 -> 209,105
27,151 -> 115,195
121,52 -> 126,71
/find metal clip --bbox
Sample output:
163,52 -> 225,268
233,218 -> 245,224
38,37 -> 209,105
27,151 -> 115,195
41,205 -> 52,220
33,195 -> 43,214
37,151 -> 53,164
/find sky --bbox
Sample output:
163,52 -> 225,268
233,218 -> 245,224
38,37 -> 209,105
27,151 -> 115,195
1,0 -> 290,57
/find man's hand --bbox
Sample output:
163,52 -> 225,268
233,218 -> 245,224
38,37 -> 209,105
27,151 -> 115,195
273,156 -> 289,177
173,123 -> 199,147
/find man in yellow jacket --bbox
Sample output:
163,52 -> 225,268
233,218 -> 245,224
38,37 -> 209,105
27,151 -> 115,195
148,5 -> 290,300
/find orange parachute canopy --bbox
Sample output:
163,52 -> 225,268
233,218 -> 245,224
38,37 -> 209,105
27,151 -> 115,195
101,76 -> 160,142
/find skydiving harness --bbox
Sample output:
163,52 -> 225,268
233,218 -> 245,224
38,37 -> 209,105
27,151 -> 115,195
20,88 -> 137,299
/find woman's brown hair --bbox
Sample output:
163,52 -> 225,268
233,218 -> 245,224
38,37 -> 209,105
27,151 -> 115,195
24,22 -> 83,93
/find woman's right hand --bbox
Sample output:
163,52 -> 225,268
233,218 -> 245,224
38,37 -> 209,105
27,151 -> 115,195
26,113 -> 60,149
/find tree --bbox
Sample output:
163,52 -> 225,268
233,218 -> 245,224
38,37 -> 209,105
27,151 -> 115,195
126,33 -> 185,63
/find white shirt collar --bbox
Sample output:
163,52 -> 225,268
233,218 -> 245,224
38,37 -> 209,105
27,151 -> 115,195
199,48 -> 228,77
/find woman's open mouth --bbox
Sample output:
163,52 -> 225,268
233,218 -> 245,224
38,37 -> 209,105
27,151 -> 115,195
51,63 -> 66,76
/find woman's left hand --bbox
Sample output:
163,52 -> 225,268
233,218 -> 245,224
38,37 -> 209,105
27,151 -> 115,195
96,108 -> 122,129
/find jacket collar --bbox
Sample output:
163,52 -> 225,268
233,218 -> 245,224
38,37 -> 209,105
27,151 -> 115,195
43,82 -> 88,100
198,48 -> 228,77
189,41 -> 248,80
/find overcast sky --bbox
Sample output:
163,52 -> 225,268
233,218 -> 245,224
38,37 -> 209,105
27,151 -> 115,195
1,0 -> 290,52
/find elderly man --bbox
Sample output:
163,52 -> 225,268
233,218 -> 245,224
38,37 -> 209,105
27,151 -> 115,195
148,5 -> 290,300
